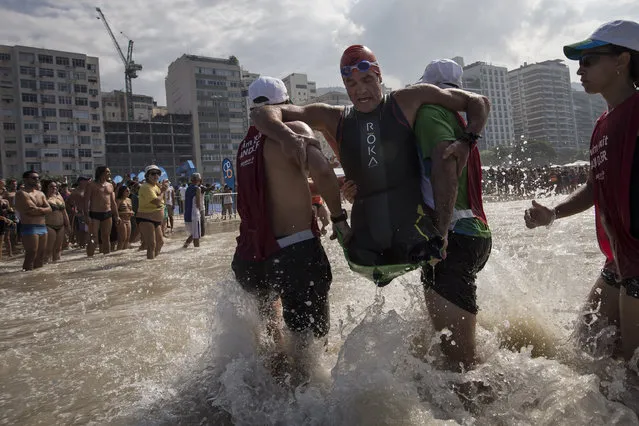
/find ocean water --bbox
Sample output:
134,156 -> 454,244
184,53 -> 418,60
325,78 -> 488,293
0,199 -> 637,425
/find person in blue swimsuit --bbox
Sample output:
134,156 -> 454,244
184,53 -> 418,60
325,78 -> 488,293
15,170 -> 51,270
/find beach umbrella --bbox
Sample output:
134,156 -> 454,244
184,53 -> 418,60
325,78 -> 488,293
158,166 -> 169,182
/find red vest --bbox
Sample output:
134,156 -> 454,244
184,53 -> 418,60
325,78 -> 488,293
234,127 -> 280,262
455,113 -> 488,225
591,92 -> 639,279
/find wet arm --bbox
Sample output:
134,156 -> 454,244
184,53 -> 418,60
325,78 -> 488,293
307,146 -> 343,216
554,176 -> 594,219
250,104 -> 340,152
432,141 -> 458,235
397,84 -> 490,135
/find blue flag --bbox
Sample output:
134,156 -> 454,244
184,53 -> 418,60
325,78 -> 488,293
222,158 -> 235,190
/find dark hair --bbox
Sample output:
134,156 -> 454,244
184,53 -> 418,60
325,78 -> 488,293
95,166 -> 108,181
116,185 -> 129,200
22,170 -> 37,178
630,52 -> 639,87
610,45 -> 639,87
41,179 -> 53,194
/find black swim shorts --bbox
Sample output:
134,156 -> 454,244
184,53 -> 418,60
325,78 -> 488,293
231,238 -> 332,338
421,233 -> 492,315
600,267 -> 639,298
89,211 -> 112,222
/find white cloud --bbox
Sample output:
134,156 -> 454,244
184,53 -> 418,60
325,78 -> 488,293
0,0 -> 637,104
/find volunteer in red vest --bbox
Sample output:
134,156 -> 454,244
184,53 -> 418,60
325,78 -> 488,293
232,77 -> 351,370
525,20 -> 639,362
412,59 -> 492,371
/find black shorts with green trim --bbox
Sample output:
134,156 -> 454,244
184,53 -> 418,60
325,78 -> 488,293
231,238 -> 332,338
421,233 -> 492,315
341,203 -> 444,287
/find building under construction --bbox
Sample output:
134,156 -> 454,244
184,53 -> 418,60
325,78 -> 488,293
104,113 -> 194,183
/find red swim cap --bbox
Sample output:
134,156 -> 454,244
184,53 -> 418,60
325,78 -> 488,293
340,45 -> 381,76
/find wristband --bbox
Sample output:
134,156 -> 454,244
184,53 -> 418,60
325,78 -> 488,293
459,132 -> 481,148
330,209 -> 348,224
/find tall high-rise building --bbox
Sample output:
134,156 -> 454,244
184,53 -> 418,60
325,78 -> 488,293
572,90 -> 608,147
102,90 -> 154,122
282,73 -> 317,105
508,60 -> 578,148
166,54 -> 248,179
0,45 -> 105,179
462,61 -> 515,148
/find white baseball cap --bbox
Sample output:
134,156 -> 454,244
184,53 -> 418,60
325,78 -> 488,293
416,59 -> 463,89
144,164 -> 161,174
564,20 -> 639,60
248,76 -> 289,107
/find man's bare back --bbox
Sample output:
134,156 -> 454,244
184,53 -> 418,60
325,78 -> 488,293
263,122 -> 316,237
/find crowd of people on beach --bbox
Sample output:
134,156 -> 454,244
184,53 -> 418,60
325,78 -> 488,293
482,165 -> 590,197
0,166 -> 238,268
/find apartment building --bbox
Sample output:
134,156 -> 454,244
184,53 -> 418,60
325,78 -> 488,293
282,73 -> 317,105
0,45 -> 105,179
508,60 -> 578,148
572,90 -> 608,148
462,61 -> 516,148
166,54 -> 248,179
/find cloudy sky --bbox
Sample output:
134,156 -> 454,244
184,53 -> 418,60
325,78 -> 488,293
1,0 -> 637,104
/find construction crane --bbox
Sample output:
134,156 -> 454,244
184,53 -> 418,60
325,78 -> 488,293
95,7 -> 142,121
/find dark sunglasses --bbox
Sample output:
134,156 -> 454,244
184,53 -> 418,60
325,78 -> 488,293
578,52 -> 619,68
28,175 -> 40,180
148,171 -> 161,176
341,60 -> 379,77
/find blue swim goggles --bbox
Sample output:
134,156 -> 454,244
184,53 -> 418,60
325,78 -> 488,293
340,60 -> 379,77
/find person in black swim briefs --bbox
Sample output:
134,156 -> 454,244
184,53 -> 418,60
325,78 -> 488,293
84,166 -> 120,257
251,45 -> 490,287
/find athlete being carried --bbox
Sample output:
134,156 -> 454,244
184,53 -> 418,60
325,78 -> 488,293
251,45 -> 490,286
